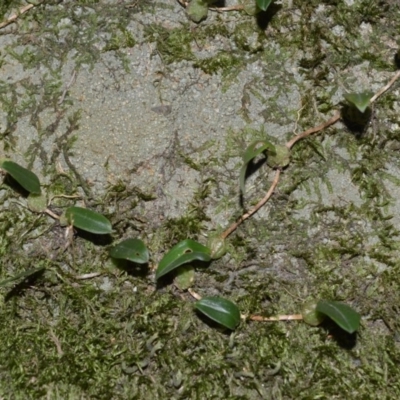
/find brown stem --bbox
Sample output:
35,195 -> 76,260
0,3 -> 42,29
221,169 -> 281,239
247,314 -> 303,322
45,208 -> 60,220
370,70 -> 400,103
209,5 -> 244,12
285,112 -> 340,150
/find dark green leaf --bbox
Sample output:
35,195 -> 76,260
0,159 -> 41,194
239,140 -> 275,194
195,296 -> 241,330
316,300 -> 361,334
344,92 -> 373,113
155,239 -> 211,280
65,206 -> 112,234
0,266 -> 45,287
256,0 -> 273,12
109,238 -> 149,264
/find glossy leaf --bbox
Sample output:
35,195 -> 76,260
155,239 -> 211,280
239,140 -> 275,194
344,91 -> 373,113
65,206 -> 112,235
109,238 -> 149,264
256,0 -> 273,11
195,296 -> 241,330
0,160 -> 41,194
316,300 -> 361,334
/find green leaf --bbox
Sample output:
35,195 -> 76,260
239,140 -> 275,194
155,239 -> 211,280
65,206 -> 112,235
316,300 -> 361,334
344,91 -> 373,113
195,296 -> 241,330
256,0 -> 273,12
109,238 -> 149,264
0,159 -> 41,194
0,266 -> 45,287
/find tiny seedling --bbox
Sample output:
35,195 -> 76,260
256,0 -> 273,12
342,91 -> 373,132
344,91 -> 373,113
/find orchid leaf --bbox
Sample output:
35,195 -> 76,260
65,206 -> 112,235
195,296 -> 241,330
155,239 -> 211,280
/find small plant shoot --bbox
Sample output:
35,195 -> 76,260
65,206 -> 113,235
316,300 -> 361,334
256,0 -> 273,12
27,192 -> 47,213
0,160 -> 41,194
174,266 -> 195,290
344,91 -> 373,113
266,144 -> 290,169
155,239 -> 211,280
302,300 -> 326,327
186,0 -> 210,23
195,296 -> 241,330
109,238 -> 149,264
207,234 -> 227,259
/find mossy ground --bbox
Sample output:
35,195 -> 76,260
1,0 -> 400,398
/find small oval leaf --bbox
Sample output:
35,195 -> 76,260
195,296 -> 241,330
0,160 -> 41,194
155,239 -> 211,280
109,238 -> 149,264
65,206 -> 112,234
239,140 -> 275,194
316,300 -> 361,334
